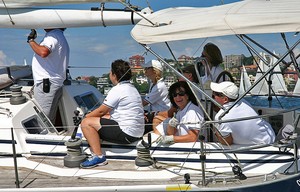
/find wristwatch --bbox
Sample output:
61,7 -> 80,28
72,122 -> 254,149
27,39 -> 35,43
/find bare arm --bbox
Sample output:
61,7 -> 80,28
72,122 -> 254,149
173,129 -> 199,143
142,99 -> 149,106
85,104 -> 111,118
28,41 -> 50,58
214,130 -> 233,145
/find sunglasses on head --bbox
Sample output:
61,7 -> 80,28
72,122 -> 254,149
172,91 -> 186,97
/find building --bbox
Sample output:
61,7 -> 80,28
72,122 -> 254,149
129,55 -> 145,68
224,54 -> 245,69
129,55 -> 145,74
177,55 -> 194,65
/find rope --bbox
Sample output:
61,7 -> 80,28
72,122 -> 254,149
1,0 -> 15,25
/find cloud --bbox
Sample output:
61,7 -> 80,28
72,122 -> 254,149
0,50 -> 7,66
88,44 -> 110,53
0,50 -> 16,66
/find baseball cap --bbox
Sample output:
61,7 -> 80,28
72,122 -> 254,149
210,81 -> 239,99
142,60 -> 163,72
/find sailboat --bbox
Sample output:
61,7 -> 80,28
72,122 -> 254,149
239,65 -> 252,95
131,0 -> 300,190
1,0 -> 300,191
250,52 -> 288,96
293,79 -> 300,95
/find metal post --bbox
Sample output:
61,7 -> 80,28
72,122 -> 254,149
11,127 -> 20,188
199,135 -> 206,186
293,142 -> 298,173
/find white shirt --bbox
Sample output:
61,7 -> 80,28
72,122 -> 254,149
32,29 -> 69,85
103,81 -> 145,138
214,99 -> 275,145
201,66 -> 224,84
175,101 -> 205,136
144,78 -> 171,112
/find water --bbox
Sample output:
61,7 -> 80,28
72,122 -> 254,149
244,95 -> 300,110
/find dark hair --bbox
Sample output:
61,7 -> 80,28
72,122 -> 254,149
181,65 -> 199,83
111,59 -> 132,82
168,81 -> 198,108
203,43 -> 223,66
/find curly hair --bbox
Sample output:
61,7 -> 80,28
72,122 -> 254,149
168,81 -> 198,108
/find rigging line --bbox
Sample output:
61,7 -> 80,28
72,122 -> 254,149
100,3 -> 107,27
221,34 -> 297,118
281,33 -> 300,77
242,34 -> 289,66
18,133 -> 70,183
163,41 -> 207,113
68,66 -> 110,68
191,38 -> 208,58
1,0 -> 15,25
163,42 -> 206,110
118,0 -> 155,26
142,44 -> 224,110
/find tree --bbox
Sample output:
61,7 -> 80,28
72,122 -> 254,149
89,76 -> 98,88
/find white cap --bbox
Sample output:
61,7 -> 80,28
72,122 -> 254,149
210,81 -> 239,99
142,60 -> 163,72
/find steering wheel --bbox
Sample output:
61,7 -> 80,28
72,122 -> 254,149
209,70 -> 235,142
215,70 -> 235,83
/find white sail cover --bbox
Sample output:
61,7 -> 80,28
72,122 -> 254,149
131,0 -> 300,44
0,0 -> 122,8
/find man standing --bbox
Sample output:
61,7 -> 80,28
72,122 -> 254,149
27,28 -> 70,124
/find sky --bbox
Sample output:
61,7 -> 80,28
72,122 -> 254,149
0,0 -> 299,78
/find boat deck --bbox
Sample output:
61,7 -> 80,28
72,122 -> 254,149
1,156 -> 299,190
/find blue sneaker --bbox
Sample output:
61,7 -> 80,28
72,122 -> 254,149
80,155 -> 108,168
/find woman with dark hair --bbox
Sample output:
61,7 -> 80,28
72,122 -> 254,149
200,42 -> 225,84
80,59 -> 144,168
156,81 -> 205,144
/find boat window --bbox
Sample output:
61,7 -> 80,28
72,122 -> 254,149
74,92 -> 99,111
22,115 -> 48,135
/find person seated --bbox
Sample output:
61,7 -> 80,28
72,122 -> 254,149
80,59 -> 144,168
142,60 -> 171,133
210,81 -> 275,145
153,64 -> 201,134
156,81 -> 205,144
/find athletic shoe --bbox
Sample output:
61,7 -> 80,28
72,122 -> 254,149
80,155 -> 108,168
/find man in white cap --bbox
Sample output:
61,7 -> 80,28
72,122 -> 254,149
142,60 -> 171,133
210,81 -> 275,145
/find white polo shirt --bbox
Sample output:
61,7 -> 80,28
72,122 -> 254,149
156,101 -> 205,137
175,101 -> 205,136
103,81 -> 144,138
32,29 -> 69,85
144,78 -> 171,112
214,99 -> 275,145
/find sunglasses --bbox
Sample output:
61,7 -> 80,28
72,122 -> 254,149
213,92 -> 224,97
172,91 -> 186,97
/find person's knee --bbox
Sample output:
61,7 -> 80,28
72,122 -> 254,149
80,118 -> 89,130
